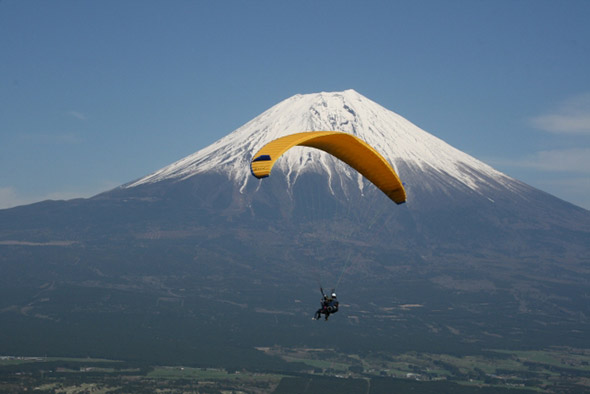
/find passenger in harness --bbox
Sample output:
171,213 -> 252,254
313,288 -> 339,321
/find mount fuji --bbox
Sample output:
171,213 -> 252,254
125,89 -> 516,200
107,89 -> 588,259
0,90 -> 589,366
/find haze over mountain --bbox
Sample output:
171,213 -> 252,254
0,90 -> 588,368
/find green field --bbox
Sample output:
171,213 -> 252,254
1,347 -> 588,393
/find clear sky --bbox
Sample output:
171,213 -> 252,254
1,1 -> 589,210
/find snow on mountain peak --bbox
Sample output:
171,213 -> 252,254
125,89 -> 513,195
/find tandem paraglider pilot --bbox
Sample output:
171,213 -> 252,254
313,289 -> 339,321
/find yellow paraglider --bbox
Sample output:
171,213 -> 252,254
250,131 -> 406,204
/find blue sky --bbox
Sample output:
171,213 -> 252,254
1,1 -> 589,209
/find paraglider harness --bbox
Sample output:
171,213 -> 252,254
314,287 -> 339,321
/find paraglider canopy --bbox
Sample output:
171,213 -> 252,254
250,131 -> 406,205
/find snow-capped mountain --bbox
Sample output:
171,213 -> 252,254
110,88 -> 590,266
124,89 -> 521,203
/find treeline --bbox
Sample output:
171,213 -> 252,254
273,375 -> 530,394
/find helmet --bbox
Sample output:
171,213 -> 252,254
331,293 -> 336,298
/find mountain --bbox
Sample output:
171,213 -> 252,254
116,89 -> 589,262
0,90 -> 589,368
125,89 -> 516,200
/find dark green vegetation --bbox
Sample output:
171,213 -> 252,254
1,229 -> 587,361
2,348 -> 589,393
0,256 -> 589,394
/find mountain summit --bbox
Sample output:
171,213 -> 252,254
124,90 -> 516,203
